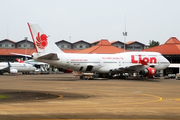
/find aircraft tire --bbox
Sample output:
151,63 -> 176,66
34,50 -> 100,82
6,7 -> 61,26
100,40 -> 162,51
0,71 -> 3,75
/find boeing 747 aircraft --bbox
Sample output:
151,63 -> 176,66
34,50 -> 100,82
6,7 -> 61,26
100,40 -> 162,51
28,23 -> 170,78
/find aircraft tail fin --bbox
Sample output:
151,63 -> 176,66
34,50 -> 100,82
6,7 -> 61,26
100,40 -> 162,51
16,58 -> 24,63
27,23 -> 63,54
7,62 -> 11,67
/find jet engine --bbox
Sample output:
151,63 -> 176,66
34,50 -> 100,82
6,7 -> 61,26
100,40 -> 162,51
140,67 -> 156,77
10,69 -> 18,74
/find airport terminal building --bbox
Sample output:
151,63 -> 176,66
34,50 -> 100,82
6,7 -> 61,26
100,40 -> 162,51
143,37 -> 180,76
0,37 -> 179,76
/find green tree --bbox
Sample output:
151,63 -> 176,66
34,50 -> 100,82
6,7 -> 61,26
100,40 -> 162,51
149,40 -> 160,48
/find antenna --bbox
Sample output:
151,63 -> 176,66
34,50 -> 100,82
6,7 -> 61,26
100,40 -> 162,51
123,13 -> 127,52
69,36 -> 71,42
25,37 -> 28,60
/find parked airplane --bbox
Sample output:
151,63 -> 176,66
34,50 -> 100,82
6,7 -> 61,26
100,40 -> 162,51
16,58 -> 49,73
27,23 -> 170,78
16,58 -> 73,73
0,61 -> 37,75
16,58 -> 48,65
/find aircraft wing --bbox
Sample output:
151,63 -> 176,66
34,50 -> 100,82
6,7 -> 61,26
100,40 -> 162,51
0,67 -> 10,72
37,53 -> 59,60
110,64 -> 146,73
0,62 -> 11,73
11,52 -> 32,58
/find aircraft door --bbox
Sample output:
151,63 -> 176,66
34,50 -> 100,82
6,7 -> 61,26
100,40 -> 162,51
98,59 -> 101,66
119,57 -> 123,67
86,65 -> 93,71
66,59 -> 70,66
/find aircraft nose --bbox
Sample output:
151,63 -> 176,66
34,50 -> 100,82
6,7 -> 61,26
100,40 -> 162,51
164,58 -> 170,68
167,61 -> 170,67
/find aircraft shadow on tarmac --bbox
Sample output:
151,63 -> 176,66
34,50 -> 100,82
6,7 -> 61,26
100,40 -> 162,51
0,89 -> 91,103
116,78 -> 162,82
29,77 -> 162,82
30,77 -> 80,81
1,113 -> 176,119
2,74 -> 163,82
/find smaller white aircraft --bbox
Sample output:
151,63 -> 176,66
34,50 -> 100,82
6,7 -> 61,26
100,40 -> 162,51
16,58 -> 49,73
16,58 -> 48,65
0,61 -> 37,75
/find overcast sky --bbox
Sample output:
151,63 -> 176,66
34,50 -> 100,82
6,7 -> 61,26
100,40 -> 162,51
0,0 -> 180,45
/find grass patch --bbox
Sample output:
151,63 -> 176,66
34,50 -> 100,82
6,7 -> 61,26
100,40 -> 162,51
0,94 -> 9,99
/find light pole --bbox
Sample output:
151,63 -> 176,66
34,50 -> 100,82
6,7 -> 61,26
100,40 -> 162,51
123,13 -> 127,52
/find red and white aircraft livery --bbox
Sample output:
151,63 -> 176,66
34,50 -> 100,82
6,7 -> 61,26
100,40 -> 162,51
28,23 -> 170,78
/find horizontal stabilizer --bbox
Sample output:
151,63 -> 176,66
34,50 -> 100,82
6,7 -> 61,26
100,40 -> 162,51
38,53 -> 59,60
11,52 -> 32,58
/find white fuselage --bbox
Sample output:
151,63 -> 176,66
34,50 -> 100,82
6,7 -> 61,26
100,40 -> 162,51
33,51 -> 170,74
0,62 -> 37,72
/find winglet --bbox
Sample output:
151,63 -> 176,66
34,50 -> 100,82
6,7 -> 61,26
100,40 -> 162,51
140,60 -> 148,65
7,62 -> 11,67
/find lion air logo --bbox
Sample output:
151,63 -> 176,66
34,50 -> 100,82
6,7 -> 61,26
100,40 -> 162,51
36,32 -> 48,49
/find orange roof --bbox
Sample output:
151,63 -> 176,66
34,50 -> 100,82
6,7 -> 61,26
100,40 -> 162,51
143,44 -> 180,55
97,39 -> 111,46
165,37 -> 180,44
0,49 -> 8,55
0,49 -> 36,55
143,37 -> 180,55
77,39 -> 127,54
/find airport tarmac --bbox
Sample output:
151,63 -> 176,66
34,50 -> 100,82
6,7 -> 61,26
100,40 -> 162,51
0,73 -> 180,119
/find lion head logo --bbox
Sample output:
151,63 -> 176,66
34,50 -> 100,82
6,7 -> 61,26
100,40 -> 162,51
36,32 -> 48,49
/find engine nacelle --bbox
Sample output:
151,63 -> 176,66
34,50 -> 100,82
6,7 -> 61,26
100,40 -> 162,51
10,69 -> 18,74
140,67 -> 156,77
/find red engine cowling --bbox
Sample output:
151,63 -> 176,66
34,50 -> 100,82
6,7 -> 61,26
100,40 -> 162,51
65,69 -> 73,73
140,67 -> 156,77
